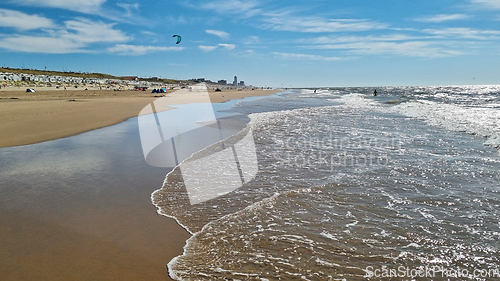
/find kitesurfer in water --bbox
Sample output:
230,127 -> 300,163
373,89 -> 377,96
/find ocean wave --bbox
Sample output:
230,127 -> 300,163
152,87 -> 500,280
336,93 -> 382,109
392,100 -> 500,148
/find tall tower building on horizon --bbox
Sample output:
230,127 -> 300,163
233,76 -> 237,87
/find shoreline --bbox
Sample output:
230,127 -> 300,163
0,88 -> 279,147
0,87 -> 280,281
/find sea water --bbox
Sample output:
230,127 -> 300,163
153,86 -> 500,280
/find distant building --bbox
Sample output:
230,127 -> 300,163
238,81 -> 245,87
218,80 -> 227,85
233,76 -> 238,87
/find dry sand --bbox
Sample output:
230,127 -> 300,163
0,88 -> 278,147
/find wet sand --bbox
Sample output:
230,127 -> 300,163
0,87 -> 279,280
0,88 -> 277,147
0,117 -> 191,280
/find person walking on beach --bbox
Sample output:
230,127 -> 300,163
373,89 -> 377,96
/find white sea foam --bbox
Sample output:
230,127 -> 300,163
153,86 -> 500,280
320,231 -> 338,240
167,192 -> 282,280
300,89 -> 340,98
393,100 -> 500,148
336,93 -> 381,109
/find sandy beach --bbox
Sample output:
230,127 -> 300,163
0,87 -> 278,147
0,86 -> 278,281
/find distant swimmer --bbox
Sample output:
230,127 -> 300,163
373,89 -> 377,96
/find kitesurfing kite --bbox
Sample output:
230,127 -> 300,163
172,35 -> 182,44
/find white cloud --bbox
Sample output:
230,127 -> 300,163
300,30 -> 500,58
306,34 -> 418,44
470,0 -> 500,9
15,0 -> 140,22
201,0 -> 385,34
108,44 -> 183,55
0,18 -> 129,53
218,43 -> 236,50
165,15 -> 188,25
243,36 -> 260,45
201,0 -> 385,35
415,14 -> 470,22
261,16 -> 387,32
0,9 -> 54,30
309,41 -> 462,58
17,0 -> 107,13
201,0 -> 261,18
117,3 -> 140,18
273,52 -> 342,61
302,34 -> 465,58
423,27 -> 500,40
0,36 -> 85,53
198,44 -> 236,51
141,31 -> 157,36
206,29 -> 230,39
199,45 -> 218,51
62,18 -> 129,43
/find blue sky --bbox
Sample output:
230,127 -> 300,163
0,0 -> 499,87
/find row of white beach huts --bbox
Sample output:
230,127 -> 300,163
0,72 -> 169,87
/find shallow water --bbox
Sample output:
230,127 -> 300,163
0,116 -> 189,281
154,86 -> 500,280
